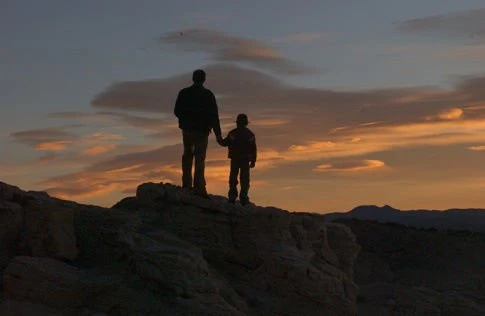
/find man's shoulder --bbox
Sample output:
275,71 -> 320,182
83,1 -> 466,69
178,86 -> 192,94
202,86 -> 215,96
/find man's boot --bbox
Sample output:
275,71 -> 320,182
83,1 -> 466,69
194,186 -> 210,199
240,196 -> 250,206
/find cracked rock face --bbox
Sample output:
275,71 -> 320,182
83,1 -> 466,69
341,219 -> 485,316
0,181 -> 359,315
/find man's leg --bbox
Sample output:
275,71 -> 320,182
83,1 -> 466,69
239,160 -> 250,205
181,130 -> 194,189
193,131 -> 209,195
228,159 -> 239,203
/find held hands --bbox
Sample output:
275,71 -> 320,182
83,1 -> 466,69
216,135 -> 224,146
250,161 -> 256,168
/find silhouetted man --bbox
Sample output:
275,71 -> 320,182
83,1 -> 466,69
174,69 -> 222,197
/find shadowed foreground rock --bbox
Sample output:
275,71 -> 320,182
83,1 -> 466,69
339,219 -> 485,316
0,182 -> 359,315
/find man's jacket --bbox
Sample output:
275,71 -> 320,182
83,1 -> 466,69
174,84 -> 221,136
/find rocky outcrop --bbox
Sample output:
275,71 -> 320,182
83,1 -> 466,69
0,182 -> 360,315
0,183 -> 77,272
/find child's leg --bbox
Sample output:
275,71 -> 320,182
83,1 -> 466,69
228,159 -> 239,202
239,160 -> 250,205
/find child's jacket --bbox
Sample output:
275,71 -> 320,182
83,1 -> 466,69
221,127 -> 257,162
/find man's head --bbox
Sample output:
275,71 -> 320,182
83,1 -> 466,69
192,69 -> 206,84
236,113 -> 249,126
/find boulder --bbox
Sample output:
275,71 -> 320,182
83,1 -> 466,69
25,203 -> 78,261
0,182 -> 78,264
2,256 -> 120,313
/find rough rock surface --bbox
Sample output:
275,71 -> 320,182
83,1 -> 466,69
0,182 -> 359,315
339,219 -> 485,316
0,182 -> 77,271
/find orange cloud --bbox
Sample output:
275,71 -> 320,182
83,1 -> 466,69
84,132 -> 124,141
10,127 -> 126,155
425,108 -> 464,121
464,102 -> 485,111
11,127 -> 75,147
37,110 -> 485,204
282,185 -> 301,190
438,108 -> 464,120
42,164 -> 176,200
392,89 -> 448,104
38,140 -> 284,202
468,145 -> 485,151
82,144 -> 117,156
280,116 -> 485,163
289,141 -> 337,152
36,141 -> 71,151
48,179 -> 140,201
314,159 -> 386,172
330,126 -> 350,133
249,117 -> 290,127
359,121 -> 383,127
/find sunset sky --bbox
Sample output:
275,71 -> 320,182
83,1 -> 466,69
3,1 -> 485,212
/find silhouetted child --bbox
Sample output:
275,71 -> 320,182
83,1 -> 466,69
219,114 -> 257,205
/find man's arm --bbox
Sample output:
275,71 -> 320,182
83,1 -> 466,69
174,90 -> 184,118
208,91 -> 222,138
250,133 -> 257,167
219,130 -> 235,147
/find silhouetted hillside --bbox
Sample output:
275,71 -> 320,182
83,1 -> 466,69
4,180 -> 485,315
325,205 -> 485,232
337,219 -> 485,315
0,181 -> 358,315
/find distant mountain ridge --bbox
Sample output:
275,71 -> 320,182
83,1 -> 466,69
324,205 -> 485,232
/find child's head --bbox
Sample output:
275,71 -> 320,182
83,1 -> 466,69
236,113 -> 249,127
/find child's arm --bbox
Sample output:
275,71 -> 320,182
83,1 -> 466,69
218,132 -> 233,147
